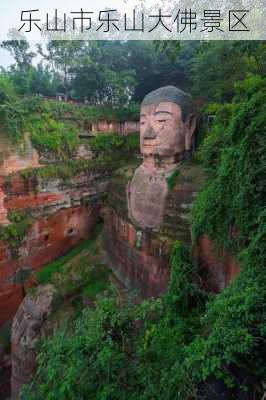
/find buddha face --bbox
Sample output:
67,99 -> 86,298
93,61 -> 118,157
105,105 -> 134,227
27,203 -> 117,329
139,101 -> 196,162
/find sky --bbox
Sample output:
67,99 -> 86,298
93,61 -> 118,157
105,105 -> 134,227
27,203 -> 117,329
0,41 -> 41,68
0,49 -> 13,68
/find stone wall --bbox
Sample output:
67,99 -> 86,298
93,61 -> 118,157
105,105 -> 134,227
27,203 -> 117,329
92,120 -> 139,135
196,235 -> 241,293
104,208 -> 171,297
0,166 -> 111,327
0,134 -> 41,176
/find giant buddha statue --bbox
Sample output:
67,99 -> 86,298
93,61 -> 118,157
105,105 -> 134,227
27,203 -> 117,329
128,85 -> 196,230
104,86 -> 206,297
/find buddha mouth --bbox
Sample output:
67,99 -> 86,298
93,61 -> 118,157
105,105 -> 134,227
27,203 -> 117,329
142,139 -> 160,148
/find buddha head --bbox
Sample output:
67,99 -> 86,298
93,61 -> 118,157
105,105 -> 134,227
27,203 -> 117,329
139,85 -> 196,170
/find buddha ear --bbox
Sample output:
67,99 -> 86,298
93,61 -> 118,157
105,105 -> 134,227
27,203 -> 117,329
185,114 -> 196,151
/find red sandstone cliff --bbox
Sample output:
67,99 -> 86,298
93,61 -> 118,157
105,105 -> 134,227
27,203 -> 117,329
103,163 -> 241,298
0,142 -> 111,326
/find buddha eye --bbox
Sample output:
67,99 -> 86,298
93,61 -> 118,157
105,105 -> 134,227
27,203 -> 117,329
158,119 -> 166,123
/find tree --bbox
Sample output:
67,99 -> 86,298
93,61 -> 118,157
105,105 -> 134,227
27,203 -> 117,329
28,65 -> 60,97
37,41 -> 86,95
1,35 -> 36,95
1,40 -> 35,71
153,40 -> 266,103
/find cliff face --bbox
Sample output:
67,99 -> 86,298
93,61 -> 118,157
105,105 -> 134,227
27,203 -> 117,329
103,163 -> 207,297
104,207 -> 171,298
104,163 -> 241,297
0,179 -> 8,225
196,235 -> 241,293
0,133 -> 41,177
91,120 -> 139,135
11,285 -> 58,400
0,148 -> 242,327
0,140 -> 243,400
0,145 -> 111,326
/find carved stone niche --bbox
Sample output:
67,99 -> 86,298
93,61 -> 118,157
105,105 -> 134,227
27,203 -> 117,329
11,284 -> 57,400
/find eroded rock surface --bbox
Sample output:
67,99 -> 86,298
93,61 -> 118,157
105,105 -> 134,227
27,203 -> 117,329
196,235 -> 241,292
0,169 -> 111,326
104,163 -> 205,297
0,178 -> 8,225
0,133 -> 41,176
11,285 -> 57,400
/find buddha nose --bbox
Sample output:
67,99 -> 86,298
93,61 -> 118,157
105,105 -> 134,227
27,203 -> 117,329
143,125 -> 157,140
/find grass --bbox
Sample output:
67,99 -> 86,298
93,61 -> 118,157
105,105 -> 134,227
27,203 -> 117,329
36,240 -> 92,284
35,222 -> 111,316
0,211 -> 35,258
82,263 -> 110,299
36,223 -> 103,284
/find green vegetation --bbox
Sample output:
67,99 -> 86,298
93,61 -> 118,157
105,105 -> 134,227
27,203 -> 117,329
159,41 -> 265,103
36,223 -> 111,316
30,114 -> 79,158
21,243 -> 205,400
89,132 -> 139,156
0,77 -> 25,142
55,260 -> 110,306
192,74 -> 266,252
0,88 -> 139,149
166,168 -> 180,191
37,223 -> 104,285
1,40 -> 265,105
36,240 -> 95,285
1,40 -> 197,103
82,264 -> 110,299
23,74 -> 266,399
13,130 -> 139,182
23,238 -> 265,399
36,98 -> 139,123
1,38 -> 265,400
0,211 -> 35,258
19,154 -> 129,183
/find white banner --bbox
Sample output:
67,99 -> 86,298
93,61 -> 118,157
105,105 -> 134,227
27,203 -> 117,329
0,0 -> 265,40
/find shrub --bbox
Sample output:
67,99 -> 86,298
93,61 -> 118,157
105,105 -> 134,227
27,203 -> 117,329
23,75 -> 266,399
